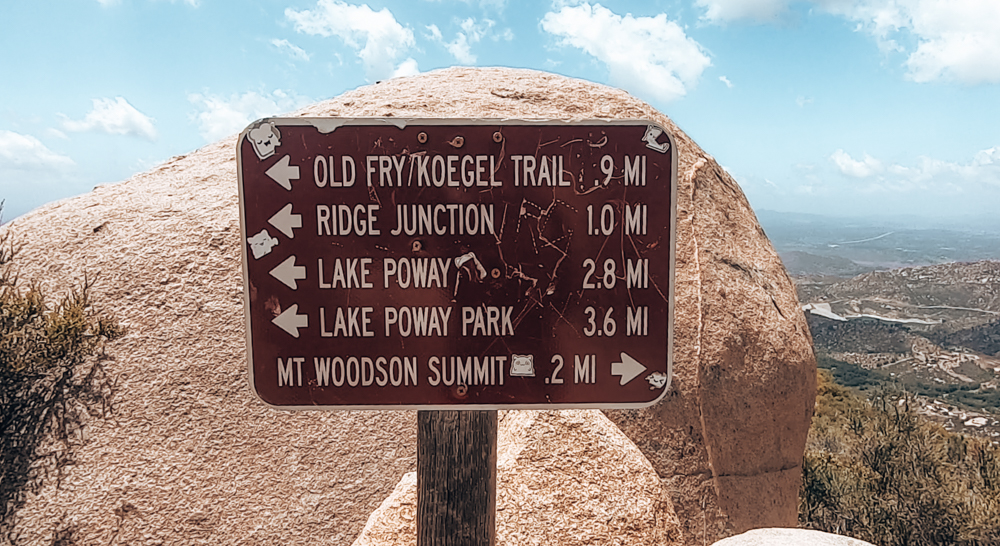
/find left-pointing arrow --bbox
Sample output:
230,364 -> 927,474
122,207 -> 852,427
273,304 -> 308,338
269,255 -> 307,290
268,203 -> 302,238
265,155 -> 300,190
611,352 -> 647,386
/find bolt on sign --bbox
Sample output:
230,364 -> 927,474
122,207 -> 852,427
237,118 -> 677,410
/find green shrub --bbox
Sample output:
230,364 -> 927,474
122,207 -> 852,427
0,227 -> 123,541
801,370 -> 1000,545
816,354 -> 885,390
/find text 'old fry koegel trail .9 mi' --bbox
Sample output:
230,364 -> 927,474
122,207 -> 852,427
237,118 -> 677,410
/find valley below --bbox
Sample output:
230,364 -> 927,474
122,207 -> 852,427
760,211 -> 1000,440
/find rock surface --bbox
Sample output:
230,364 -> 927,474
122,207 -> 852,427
352,410 -> 682,546
4,67 -> 814,545
311,68 -> 817,543
4,126 -> 418,546
711,528 -> 875,546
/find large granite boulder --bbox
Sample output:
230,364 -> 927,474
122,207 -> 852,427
4,122 -> 418,546
315,66 -> 814,542
4,67 -> 815,545
603,102 -> 817,539
352,410 -> 682,546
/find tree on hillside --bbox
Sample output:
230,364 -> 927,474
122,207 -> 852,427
0,215 -> 124,542
801,370 -> 1000,546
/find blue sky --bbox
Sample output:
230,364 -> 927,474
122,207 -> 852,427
1,0 -> 998,222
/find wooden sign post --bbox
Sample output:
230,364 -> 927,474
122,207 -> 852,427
417,411 -> 498,546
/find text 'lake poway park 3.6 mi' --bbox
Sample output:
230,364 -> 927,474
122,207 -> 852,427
236,118 -> 677,410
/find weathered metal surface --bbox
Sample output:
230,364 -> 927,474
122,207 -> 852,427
237,118 -> 676,409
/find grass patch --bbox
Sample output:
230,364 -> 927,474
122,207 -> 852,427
0,225 -> 123,542
816,354 -> 886,390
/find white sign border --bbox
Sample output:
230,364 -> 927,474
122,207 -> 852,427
236,117 -> 678,411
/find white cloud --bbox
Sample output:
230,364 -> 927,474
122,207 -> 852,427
61,97 -> 157,141
0,131 -> 75,172
423,0 -> 507,9
829,147 -> 1000,196
696,0 -> 790,23
427,18 -> 508,64
831,149 -> 883,178
427,24 -> 444,42
719,75 -> 733,88
900,1 -> 1000,83
820,0 -> 1000,83
188,89 -> 312,141
699,0 -> 1000,84
271,38 -> 311,61
392,58 -> 421,78
793,178 -> 825,195
891,149 -> 1000,186
795,96 -> 813,107
541,3 -> 712,103
286,0 -> 416,82
0,132 -> 77,221
973,147 -> 1000,166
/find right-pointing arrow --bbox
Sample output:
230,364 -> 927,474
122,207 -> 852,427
269,255 -> 307,290
272,304 -> 308,338
611,352 -> 647,386
268,203 -> 302,238
265,155 -> 300,190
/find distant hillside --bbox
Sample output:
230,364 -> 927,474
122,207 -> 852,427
758,210 -> 1000,272
777,250 -> 870,277
806,314 -> 910,354
929,319 -> 1000,357
798,259 -> 1000,437
797,260 -> 1000,337
822,260 -> 1000,312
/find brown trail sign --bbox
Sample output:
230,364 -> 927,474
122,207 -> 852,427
237,118 -> 676,410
